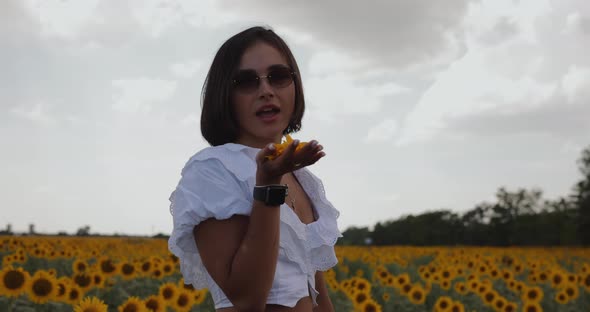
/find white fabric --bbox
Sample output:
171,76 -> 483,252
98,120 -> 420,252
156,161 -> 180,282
168,143 -> 342,309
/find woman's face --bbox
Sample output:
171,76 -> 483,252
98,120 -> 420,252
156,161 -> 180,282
232,41 -> 296,148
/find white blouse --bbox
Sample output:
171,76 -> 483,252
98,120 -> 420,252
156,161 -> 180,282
168,143 -> 342,309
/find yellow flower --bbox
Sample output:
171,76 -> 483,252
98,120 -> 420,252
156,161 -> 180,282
359,299 -> 381,312
118,296 -> 147,312
0,266 -> 30,297
27,270 -> 58,304
159,282 -> 178,304
407,284 -> 426,305
144,295 -> 165,312
434,296 -> 452,312
74,296 -> 109,312
173,289 -> 195,312
521,286 -> 543,303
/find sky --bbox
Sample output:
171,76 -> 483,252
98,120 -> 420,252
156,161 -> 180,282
1,0 -> 589,236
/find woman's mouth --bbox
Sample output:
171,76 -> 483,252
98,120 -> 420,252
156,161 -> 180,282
256,106 -> 281,122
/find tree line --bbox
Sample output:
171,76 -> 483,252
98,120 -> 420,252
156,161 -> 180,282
339,145 -> 590,246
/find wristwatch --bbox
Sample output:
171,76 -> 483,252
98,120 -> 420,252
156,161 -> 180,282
253,184 -> 288,206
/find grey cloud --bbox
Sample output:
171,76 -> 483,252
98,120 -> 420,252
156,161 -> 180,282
218,0 -> 475,70
444,95 -> 590,141
479,16 -> 519,45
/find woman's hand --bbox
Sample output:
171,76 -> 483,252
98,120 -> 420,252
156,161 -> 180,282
255,139 -> 325,185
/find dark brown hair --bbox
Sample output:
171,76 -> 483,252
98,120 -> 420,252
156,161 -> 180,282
200,26 -> 305,146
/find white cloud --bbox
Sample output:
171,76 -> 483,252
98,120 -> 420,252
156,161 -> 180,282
562,66 -> 590,103
180,113 -> 200,127
111,78 -> 177,113
395,0 -> 583,146
170,60 -> 202,79
305,74 -> 408,120
10,101 -> 57,126
22,0 -> 99,39
365,118 -> 398,143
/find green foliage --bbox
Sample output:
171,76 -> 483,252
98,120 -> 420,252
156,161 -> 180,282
339,145 -> 590,247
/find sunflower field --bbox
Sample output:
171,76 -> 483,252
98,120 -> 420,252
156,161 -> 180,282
1,236 -> 589,312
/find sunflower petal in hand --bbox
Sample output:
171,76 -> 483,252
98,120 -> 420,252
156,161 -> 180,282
265,134 -> 307,160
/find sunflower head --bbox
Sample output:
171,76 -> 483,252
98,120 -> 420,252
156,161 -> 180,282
0,266 -> 30,298
28,270 -> 58,304
144,295 -> 165,312
118,296 -> 146,312
74,296 -> 109,312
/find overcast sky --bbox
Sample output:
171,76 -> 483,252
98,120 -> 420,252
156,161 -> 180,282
2,0 -> 589,236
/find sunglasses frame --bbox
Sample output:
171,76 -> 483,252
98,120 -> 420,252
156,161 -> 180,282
232,66 -> 297,93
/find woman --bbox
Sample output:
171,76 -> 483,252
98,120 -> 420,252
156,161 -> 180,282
168,26 -> 341,312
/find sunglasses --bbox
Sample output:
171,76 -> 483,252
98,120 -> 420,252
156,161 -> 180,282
232,66 -> 296,93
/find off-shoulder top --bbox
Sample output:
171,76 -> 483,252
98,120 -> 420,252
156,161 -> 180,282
168,143 -> 342,309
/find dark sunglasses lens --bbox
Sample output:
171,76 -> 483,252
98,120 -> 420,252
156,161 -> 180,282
234,72 -> 259,91
269,68 -> 293,88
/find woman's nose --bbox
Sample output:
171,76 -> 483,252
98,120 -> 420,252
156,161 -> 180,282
257,76 -> 274,95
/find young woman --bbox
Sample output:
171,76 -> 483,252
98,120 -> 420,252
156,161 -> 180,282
168,26 -> 341,312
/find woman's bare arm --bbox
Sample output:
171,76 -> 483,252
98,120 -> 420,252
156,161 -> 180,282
313,271 -> 335,312
194,199 -> 281,311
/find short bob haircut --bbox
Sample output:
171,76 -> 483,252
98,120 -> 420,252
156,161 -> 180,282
200,26 -> 305,146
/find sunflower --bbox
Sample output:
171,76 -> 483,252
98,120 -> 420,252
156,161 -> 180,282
394,273 -> 410,289
582,273 -> 590,292
353,292 -> 369,308
482,290 -> 496,306
74,296 -> 109,312
521,286 -> 543,303
434,296 -> 452,312
144,295 -> 166,312
551,271 -> 565,289
449,301 -> 465,312
194,289 -> 207,305
91,270 -> 105,288
120,262 -> 137,280
27,270 -> 58,304
493,296 -> 507,310
0,266 -> 30,297
522,301 -> 542,312
139,259 -> 153,276
159,282 -> 178,304
152,268 -> 163,279
67,285 -> 85,304
355,278 -> 371,293
118,296 -> 147,312
54,277 -> 70,302
98,257 -> 118,277
467,280 -> 479,293
73,273 -> 94,291
72,259 -> 89,274
503,302 -> 517,312
401,283 -> 412,295
563,283 -> 579,300
173,289 -> 195,312
555,290 -> 568,304
382,292 -> 390,302
161,262 -> 174,276
454,282 -> 468,295
407,284 -> 426,305
359,299 -> 381,312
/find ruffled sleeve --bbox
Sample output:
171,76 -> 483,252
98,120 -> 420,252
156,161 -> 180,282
168,156 -> 252,289
296,169 -> 343,272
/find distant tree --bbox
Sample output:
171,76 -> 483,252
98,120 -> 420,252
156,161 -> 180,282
572,146 -> 590,245
339,226 -> 371,245
76,225 -> 91,236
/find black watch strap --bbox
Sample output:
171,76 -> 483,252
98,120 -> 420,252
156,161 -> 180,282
253,184 -> 288,206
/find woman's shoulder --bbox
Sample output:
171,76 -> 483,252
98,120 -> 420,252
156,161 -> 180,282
181,143 -> 259,181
